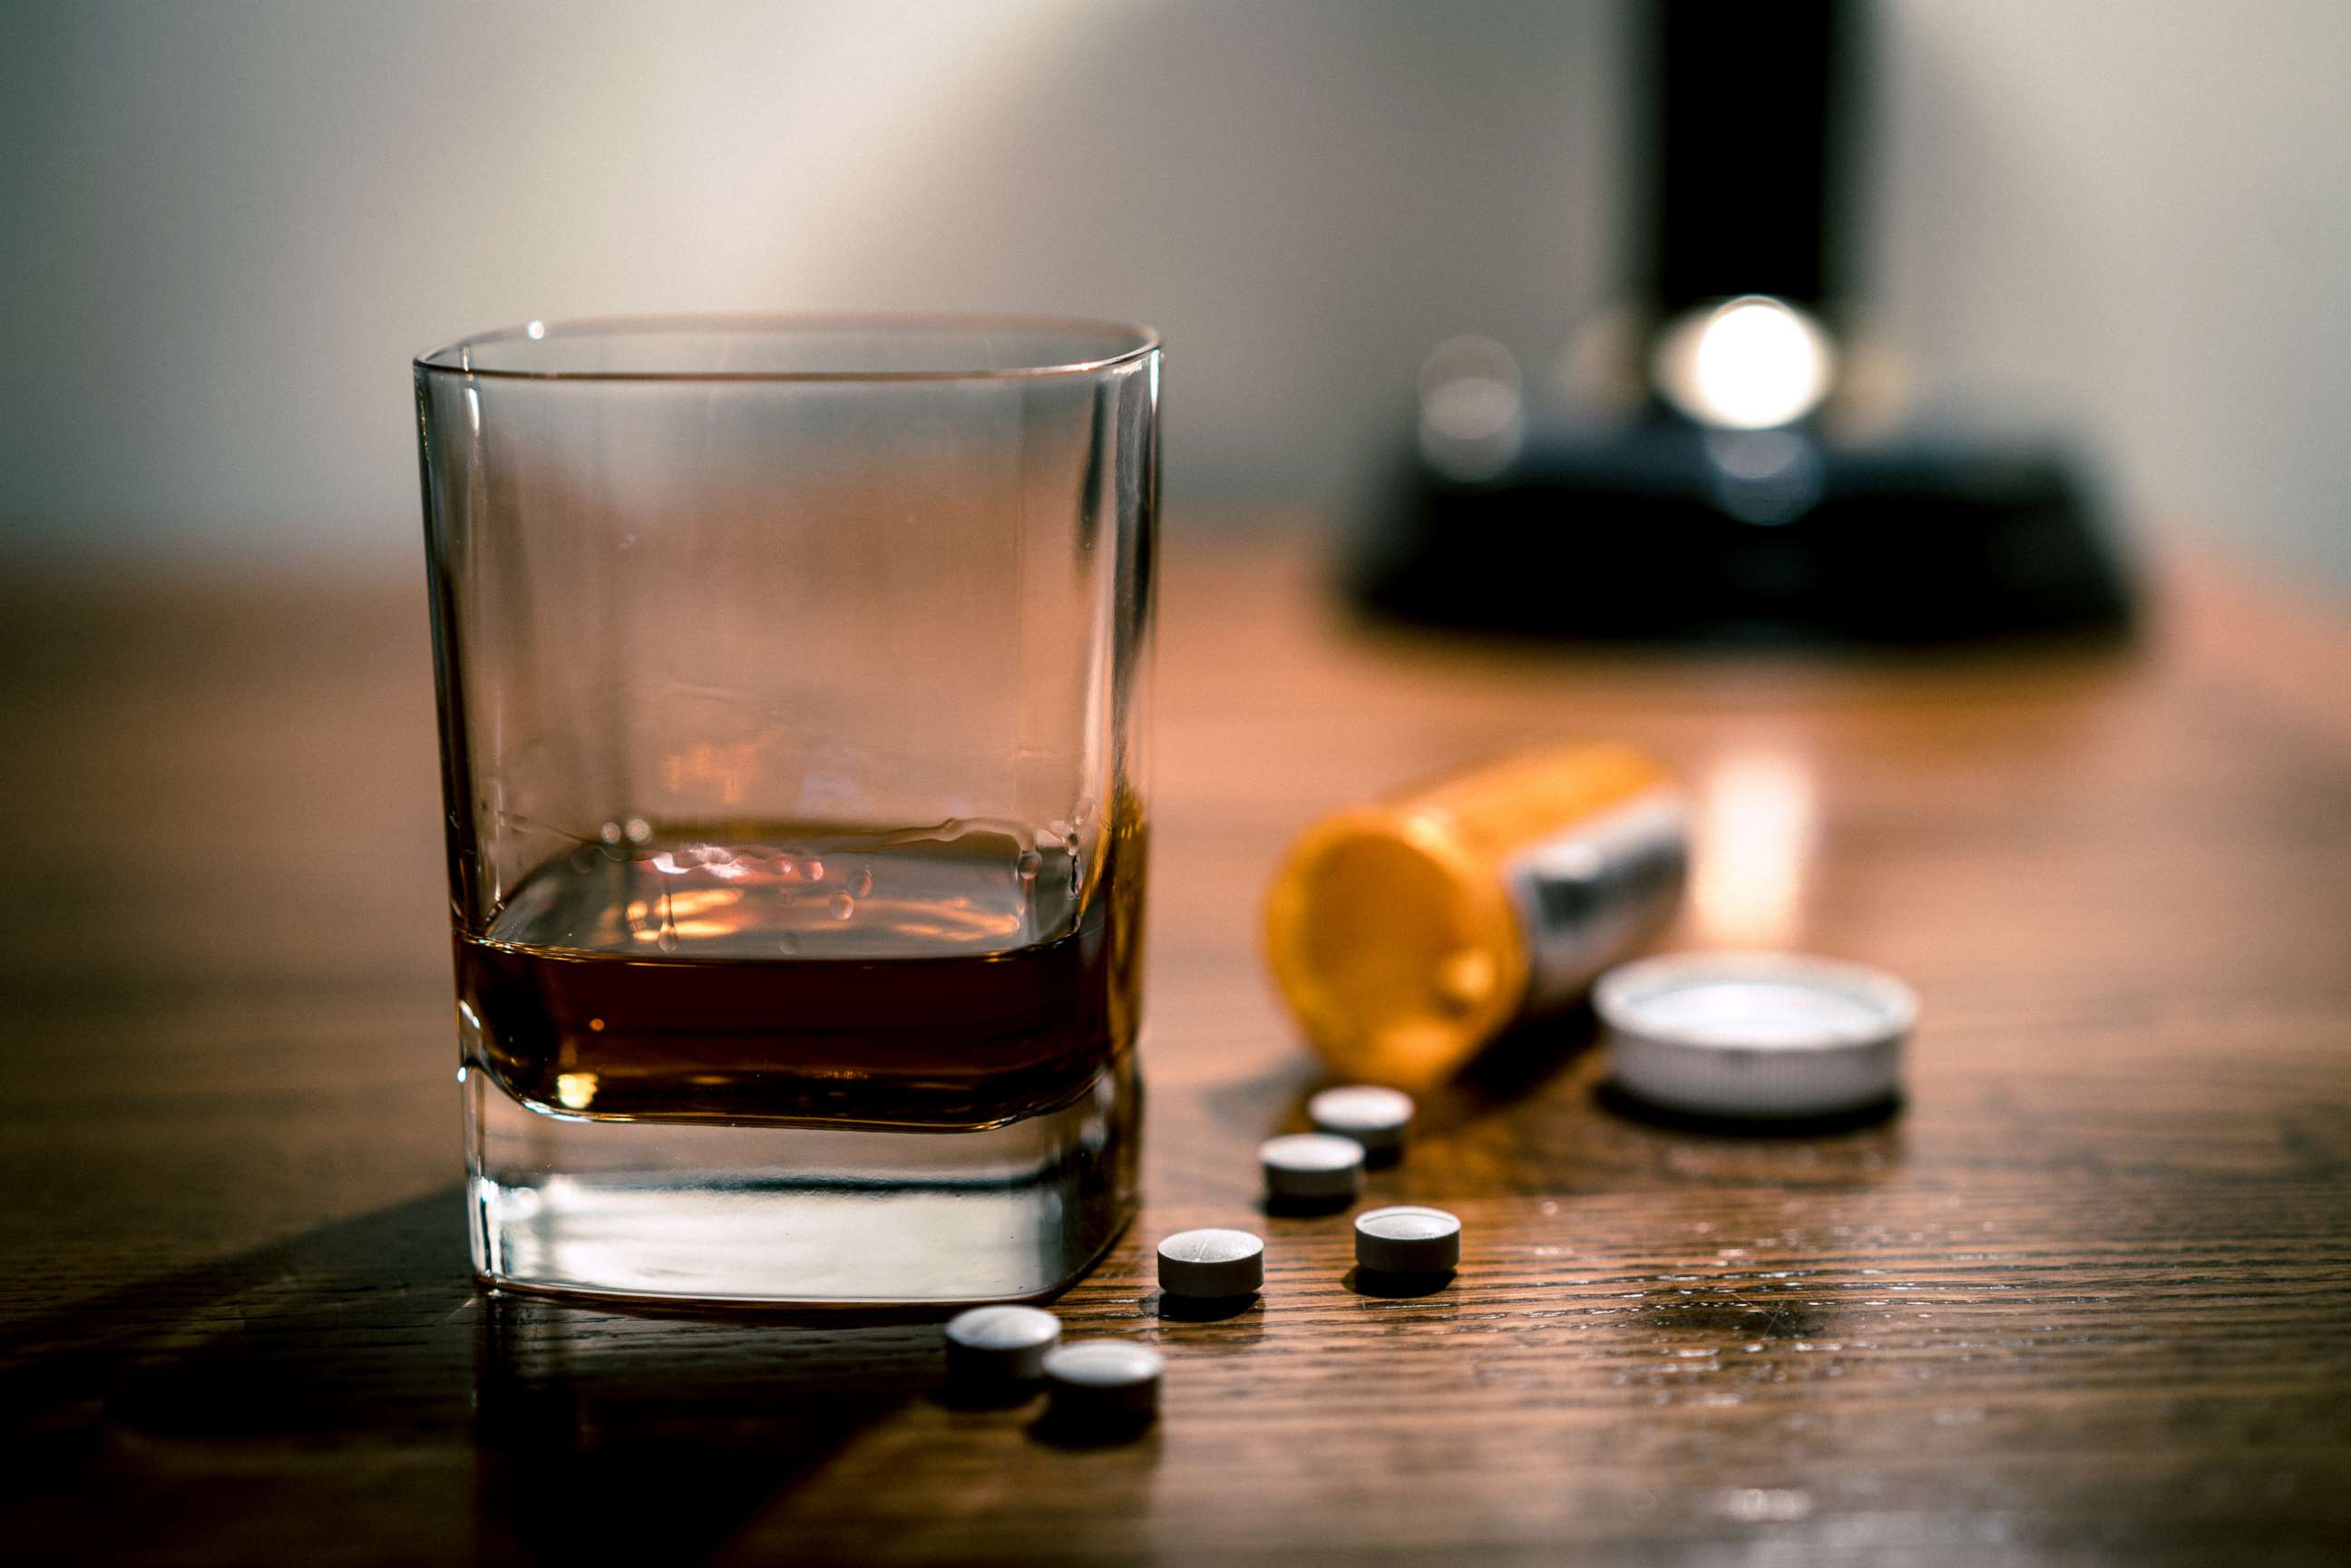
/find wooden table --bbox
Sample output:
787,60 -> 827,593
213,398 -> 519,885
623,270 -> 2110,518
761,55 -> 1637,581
3,534 -> 2347,1565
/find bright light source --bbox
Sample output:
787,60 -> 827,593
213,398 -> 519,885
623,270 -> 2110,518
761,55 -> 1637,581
525,318 -> 547,340
1653,296 -> 1837,431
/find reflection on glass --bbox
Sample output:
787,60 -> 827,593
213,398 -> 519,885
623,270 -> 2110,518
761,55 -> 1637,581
1417,334 -> 1524,481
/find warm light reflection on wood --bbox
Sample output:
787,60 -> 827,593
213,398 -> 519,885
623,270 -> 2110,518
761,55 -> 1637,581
1688,749 -> 1816,948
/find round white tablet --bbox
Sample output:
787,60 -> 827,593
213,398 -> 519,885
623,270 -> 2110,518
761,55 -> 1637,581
1354,1204 -> 1461,1274
1156,1228 -> 1266,1299
1307,1085 -> 1415,1158
942,1304 -> 1060,1383
1260,1133 -> 1366,1201
1595,951 -> 1916,1118
1042,1340 -> 1163,1424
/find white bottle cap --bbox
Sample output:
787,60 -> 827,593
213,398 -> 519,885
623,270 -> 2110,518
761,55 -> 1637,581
1353,1205 -> 1461,1274
1595,951 -> 1917,1118
1156,1228 -> 1266,1299
942,1304 -> 1061,1383
1307,1085 -> 1415,1157
1260,1133 -> 1366,1201
1043,1340 -> 1164,1425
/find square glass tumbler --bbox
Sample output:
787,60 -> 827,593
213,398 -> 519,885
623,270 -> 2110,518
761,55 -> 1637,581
412,317 -> 1158,1303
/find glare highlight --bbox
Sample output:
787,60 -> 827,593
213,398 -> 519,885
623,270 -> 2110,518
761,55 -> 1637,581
1688,749 -> 1818,947
1654,297 -> 1837,431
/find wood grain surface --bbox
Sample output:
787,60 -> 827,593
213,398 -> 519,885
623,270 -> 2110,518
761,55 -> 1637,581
2,533 -> 2347,1566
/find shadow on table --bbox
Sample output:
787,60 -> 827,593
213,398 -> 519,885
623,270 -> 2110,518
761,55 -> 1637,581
1449,1005 -> 1607,1106
0,1188 -> 934,1565
1591,1080 -> 1906,1138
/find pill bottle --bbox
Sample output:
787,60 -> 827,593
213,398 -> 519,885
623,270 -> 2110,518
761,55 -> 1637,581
1263,744 -> 1686,1087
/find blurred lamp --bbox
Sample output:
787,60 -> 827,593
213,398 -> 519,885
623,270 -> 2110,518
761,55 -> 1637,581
1353,0 -> 2133,647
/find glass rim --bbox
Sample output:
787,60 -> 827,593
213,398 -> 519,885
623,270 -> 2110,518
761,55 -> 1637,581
414,312 -> 1161,385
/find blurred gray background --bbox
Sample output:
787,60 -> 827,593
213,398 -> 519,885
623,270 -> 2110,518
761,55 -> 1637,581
4,0 -> 2346,585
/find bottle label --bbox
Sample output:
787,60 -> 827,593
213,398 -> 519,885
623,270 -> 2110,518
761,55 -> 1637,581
1502,788 -> 1689,1014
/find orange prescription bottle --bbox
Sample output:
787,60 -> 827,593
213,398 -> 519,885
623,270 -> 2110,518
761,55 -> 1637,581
1263,744 -> 1687,1087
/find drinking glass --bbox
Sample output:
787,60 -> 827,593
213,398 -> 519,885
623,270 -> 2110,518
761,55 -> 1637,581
412,316 -> 1157,1302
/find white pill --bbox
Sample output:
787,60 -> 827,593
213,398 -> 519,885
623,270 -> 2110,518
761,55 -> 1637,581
1354,1204 -> 1461,1274
1308,1085 -> 1415,1157
1260,1133 -> 1365,1201
942,1304 -> 1060,1382
1156,1227 -> 1265,1299
1043,1340 -> 1163,1424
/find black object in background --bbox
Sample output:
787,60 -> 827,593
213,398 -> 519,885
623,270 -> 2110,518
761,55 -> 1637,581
1359,420 -> 2129,646
1643,0 -> 1860,317
1352,0 -> 2134,648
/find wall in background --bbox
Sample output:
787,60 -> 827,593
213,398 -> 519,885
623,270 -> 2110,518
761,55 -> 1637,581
1873,0 -> 2351,589
4,0 -> 2346,586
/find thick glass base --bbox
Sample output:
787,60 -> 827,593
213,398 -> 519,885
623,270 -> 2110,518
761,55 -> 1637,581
463,1055 -> 1138,1305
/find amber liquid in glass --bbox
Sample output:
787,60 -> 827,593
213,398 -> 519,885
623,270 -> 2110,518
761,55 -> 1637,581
455,820 -> 1140,1130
